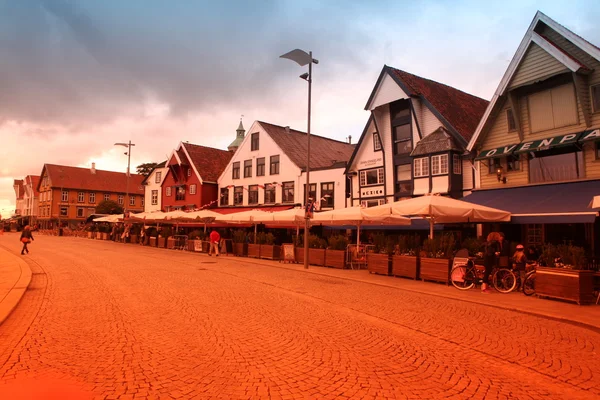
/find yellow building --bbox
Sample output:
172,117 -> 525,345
466,11 -> 600,254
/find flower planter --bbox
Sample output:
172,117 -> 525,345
233,243 -> 248,257
308,248 -> 326,266
392,255 -> 418,279
367,253 -> 390,275
149,237 -> 157,247
325,249 -> 346,269
247,244 -> 260,258
87,232 -> 93,239
96,233 -> 103,240
295,247 -> 305,264
260,244 -> 280,260
420,257 -> 451,284
158,237 -> 166,248
167,237 -> 175,249
130,234 -> 138,244
102,232 -> 109,240
536,267 -> 595,305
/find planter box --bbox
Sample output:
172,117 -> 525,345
367,253 -> 390,275
102,232 -> 109,240
392,255 -> 418,279
325,249 -> 346,269
420,257 -> 451,284
149,237 -> 157,247
308,248 -> 326,266
167,237 -> 175,249
130,234 -> 138,244
260,244 -> 280,260
247,244 -> 260,258
536,267 -> 595,305
158,237 -> 166,248
87,232 -> 93,239
233,243 -> 248,257
188,240 -> 205,252
96,233 -> 103,240
295,247 -> 305,264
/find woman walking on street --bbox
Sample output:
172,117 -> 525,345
20,225 -> 34,255
482,232 -> 502,293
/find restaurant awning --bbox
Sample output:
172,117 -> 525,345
215,205 -> 295,214
463,180 -> 600,224
475,143 -> 520,160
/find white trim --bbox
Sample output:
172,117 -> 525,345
180,143 -> 203,185
531,32 -> 581,72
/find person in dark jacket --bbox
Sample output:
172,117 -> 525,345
482,232 -> 502,293
20,225 -> 34,255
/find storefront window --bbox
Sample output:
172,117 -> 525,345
528,150 -> 584,184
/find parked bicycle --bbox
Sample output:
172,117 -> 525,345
450,259 -> 517,293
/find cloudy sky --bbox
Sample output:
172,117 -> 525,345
1,0 -> 599,215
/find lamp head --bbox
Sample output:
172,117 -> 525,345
299,72 -> 309,81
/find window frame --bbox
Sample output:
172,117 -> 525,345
232,162 -> 240,179
60,206 -> 68,216
175,187 -> 185,201
413,157 -> 429,178
233,186 -> 243,205
61,190 -> 68,202
507,155 -> 521,172
264,183 -> 276,204
155,171 -> 162,183
590,83 -> 600,113
506,108 -> 517,132
104,193 -> 110,201
373,132 -> 382,151
359,167 -> 384,187
77,207 -> 84,218
320,182 -> 334,209
166,187 -> 172,197
89,192 -> 96,204
281,181 -> 294,203
151,190 -> 158,205
77,192 -> 84,203
220,187 -> 229,206
248,185 -> 259,205
431,154 -> 448,175
243,160 -> 252,178
118,195 -> 124,205
270,155 -> 280,175
453,154 -> 462,175
488,158 -> 501,175
129,196 -> 135,206
304,183 -> 317,203
251,133 -> 259,151
256,157 -> 265,176
189,184 -> 197,195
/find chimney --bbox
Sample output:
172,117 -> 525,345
91,162 -> 96,174
285,126 -> 290,133
347,135 -> 352,144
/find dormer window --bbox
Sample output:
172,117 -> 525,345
373,133 -> 382,151
251,133 -> 259,151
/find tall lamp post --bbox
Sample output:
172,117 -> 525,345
280,49 -> 319,269
114,141 -> 135,216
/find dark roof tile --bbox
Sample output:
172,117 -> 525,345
182,143 -> 233,182
43,164 -> 145,194
411,127 -> 463,156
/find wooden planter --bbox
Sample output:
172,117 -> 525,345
233,243 -> 248,257
102,232 -> 109,240
367,253 -> 390,275
325,249 -> 346,269
87,232 -> 93,239
247,244 -> 260,258
260,245 -> 280,260
130,234 -> 138,244
308,248 -> 326,266
149,237 -> 157,247
536,267 -> 595,305
158,237 -> 166,248
167,237 -> 175,249
392,255 -> 418,279
295,247 -> 305,264
420,257 -> 451,284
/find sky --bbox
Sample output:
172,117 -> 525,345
1,0 -> 600,216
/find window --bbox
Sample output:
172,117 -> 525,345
359,167 -> 384,186
232,162 -> 240,179
264,184 -> 276,204
527,224 -> 543,246
166,187 -> 172,197
256,157 -> 265,176
104,193 -> 110,201
270,155 -> 280,175
77,207 -> 84,218
141,197 -> 145,207
118,195 -> 124,205
453,155 -> 462,174
393,124 -> 412,155
320,182 -> 334,209
529,150 -> 584,184
151,190 -> 158,205
414,158 -> 429,177
396,164 -> 412,194
244,160 -> 252,178
130,196 -> 135,206
251,133 -> 259,151
234,186 -> 243,205
89,192 -> 96,203
189,184 -> 197,195
591,84 -> 600,113
431,154 -> 448,175
506,109 -> 516,131
187,168 -> 192,177
362,199 -> 386,207
488,158 -> 502,174
373,133 -> 382,151
78,192 -> 84,203
175,187 -> 185,201
304,183 -> 317,203
248,185 -> 258,205
61,190 -> 68,202
220,187 -> 229,206
282,182 -> 294,203
507,155 -> 520,172
60,206 -> 68,216
528,84 -> 577,133
155,171 -> 162,183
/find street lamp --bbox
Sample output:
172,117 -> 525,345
280,49 -> 319,269
114,141 -> 136,217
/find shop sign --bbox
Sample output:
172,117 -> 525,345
360,186 -> 384,198
579,129 -> 600,142
358,157 -> 383,168
476,144 -> 519,159
514,132 -> 582,153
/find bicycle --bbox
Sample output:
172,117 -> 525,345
450,259 -> 517,293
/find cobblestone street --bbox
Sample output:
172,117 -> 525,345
0,234 -> 599,399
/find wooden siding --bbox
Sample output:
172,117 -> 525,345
462,159 -> 474,190
479,154 -> 530,189
372,106 -> 394,197
584,142 -> 600,179
481,98 -> 521,149
421,106 -> 444,136
369,74 -> 409,110
508,43 -> 569,89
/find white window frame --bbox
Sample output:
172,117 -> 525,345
77,207 -> 84,218
166,187 -> 172,197
61,190 -> 68,202
413,157 -> 429,178
129,196 -> 135,206
151,190 -> 158,205
187,168 -> 192,177
155,171 -> 162,183
89,192 -> 96,203
189,184 -> 197,195
453,154 -> 462,175
431,154 -> 448,175
78,192 -> 84,203
359,167 -> 384,187
118,195 -> 124,205
373,133 -> 382,151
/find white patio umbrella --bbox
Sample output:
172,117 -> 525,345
93,214 -> 123,223
129,211 -> 168,222
363,194 -> 511,239
312,206 -> 411,246
589,196 -> 600,209
180,209 -> 222,232
216,209 -> 271,243
252,208 -> 307,238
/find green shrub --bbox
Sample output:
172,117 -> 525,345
422,234 -> 456,258
308,234 -> 327,249
541,244 -> 587,269
327,234 -> 349,251
264,232 -> 276,245
371,232 -> 387,253
395,234 -> 420,255
256,232 -> 267,244
232,230 -> 247,243
461,237 -> 484,257
188,230 -> 203,240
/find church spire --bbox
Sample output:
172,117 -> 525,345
228,115 -> 246,152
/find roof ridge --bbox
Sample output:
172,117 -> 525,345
45,163 -> 142,175
182,142 -> 230,153
257,121 -> 354,146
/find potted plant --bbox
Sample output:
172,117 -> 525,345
307,234 -> 327,266
419,234 -> 455,284
260,232 -> 280,260
367,232 -> 391,275
147,227 -> 158,247
247,232 -> 260,258
392,234 -> 420,279
86,225 -> 96,239
158,227 -> 172,248
232,230 -> 248,256
129,224 -> 140,244
536,244 -> 594,304
325,235 -> 348,269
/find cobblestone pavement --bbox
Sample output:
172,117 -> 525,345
0,235 -> 599,399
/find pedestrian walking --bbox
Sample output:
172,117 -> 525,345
20,225 -> 34,255
482,232 -> 502,293
209,229 -> 221,256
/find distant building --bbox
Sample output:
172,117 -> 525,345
141,161 -> 168,212
23,175 -> 40,221
12,179 -> 24,217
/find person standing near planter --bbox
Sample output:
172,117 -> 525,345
20,225 -> 34,255
482,232 -> 502,293
209,229 -> 221,257
512,244 -> 527,288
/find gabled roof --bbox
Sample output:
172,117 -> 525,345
140,161 -> 167,185
25,175 -> 41,196
13,179 -> 24,199
468,11 -> 600,151
258,121 -> 355,170
38,164 -> 145,194
411,127 -> 463,156
345,115 -> 375,173
181,143 -> 233,183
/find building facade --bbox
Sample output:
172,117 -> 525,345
142,162 -> 167,212
218,121 -> 354,210
466,11 -> 600,252
346,66 -> 488,207
36,163 -> 145,228
23,175 -> 40,221
12,179 -> 24,217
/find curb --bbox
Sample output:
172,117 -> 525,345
0,248 -> 33,325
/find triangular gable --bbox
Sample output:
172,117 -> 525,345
468,11 -> 600,151
508,42 -> 570,89
180,143 -> 203,184
345,115 -> 376,173
365,70 -> 410,111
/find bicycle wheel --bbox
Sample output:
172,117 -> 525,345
493,268 -> 517,293
522,271 -> 536,296
450,265 -> 476,290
